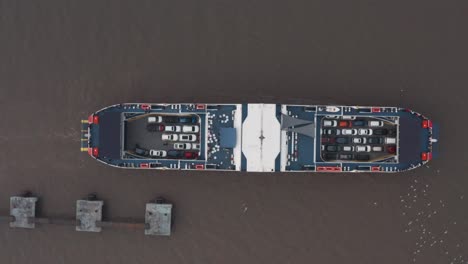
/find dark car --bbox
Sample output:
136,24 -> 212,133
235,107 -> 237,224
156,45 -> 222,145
352,120 -> 366,126
167,150 -> 184,158
338,154 -> 354,160
324,145 -> 338,152
164,116 -> 179,123
150,105 -> 166,110
146,123 -> 164,132
323,153 -> 338,160
368,137 -> 384,144
373,129 -> 388,135
321,137 -> 334,143
355,154 -> 370,161
335,137 -> 349,144
179,116 -> 198,123
135,145 -> 149,156
322,129 -> 339,135
388,129 -> 397,136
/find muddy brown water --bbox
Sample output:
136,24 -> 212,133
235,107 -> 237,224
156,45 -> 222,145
0,0 -> 467,263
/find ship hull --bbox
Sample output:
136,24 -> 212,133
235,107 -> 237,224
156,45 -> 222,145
81,103 -> 437,173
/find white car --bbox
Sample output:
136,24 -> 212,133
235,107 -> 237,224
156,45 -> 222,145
342,116 -> 356,120
352,137 -> 367,144
165,125 -> 181,132
325,106 -> 340,112
368,121 -> 384,127
341,146 -> 354,152
179,134 -> 197,142
149,150 -> 167,157
174,143 -> 192,150
385,137 -> 396,144
148,116 -> 162,123
192,143 -> 200,150
372,146 -> 384,152
342,129 -> 357,135
162,134 -> 178,141
358,128 -> 373,135
356,145 -> 371,152
182,125 -> 199,133
323,120 -> 338,127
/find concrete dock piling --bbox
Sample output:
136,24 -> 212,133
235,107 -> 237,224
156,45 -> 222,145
2,193 -> 173,236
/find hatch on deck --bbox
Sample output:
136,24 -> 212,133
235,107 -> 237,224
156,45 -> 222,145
241,104 -> 280,172
219,128 -> 237,148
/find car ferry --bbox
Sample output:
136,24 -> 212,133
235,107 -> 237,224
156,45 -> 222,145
81,103 -> 438,173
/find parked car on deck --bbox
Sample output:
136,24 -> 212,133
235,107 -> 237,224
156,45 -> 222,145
148,116 -> 162,123
356,145 -> 371,152
179,116 -> 198,123
322,129 -> 340,135
182,125 -> 199,133
358,128 -> 373,135
338,153 -> 354,160
352,137 -> 367,144
340,146 -> 354,152
184,152 -> 198,159
339,120 -> 351,127
147,124 -> 164,132
368,137 -> 384,144
368,121 -> 384,127
323,120 -> 338,127
372,146 -> 384,152
163,116 -> 179,123
342,129 -> 357,135
165,125 -> 181,132
162,134 -> 179,141
335,137 -> 349,144
373,129 -> 388,135
135,145 -> 149,156
323,153 -> 338,160
352,120 -> 366,126
174,143 -> 192,150
323,145 -> 338,152
149,150 -> 167,157
179,134 -> 197,142
167,150 -> 184,158
192,143 -> 201,150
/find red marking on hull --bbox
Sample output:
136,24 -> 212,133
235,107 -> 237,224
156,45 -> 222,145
317,166 -> 342,172
421,152 -> 428,161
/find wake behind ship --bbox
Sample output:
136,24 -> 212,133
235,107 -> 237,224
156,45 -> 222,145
81,104 -> 438,173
